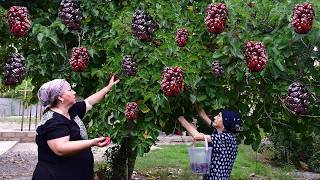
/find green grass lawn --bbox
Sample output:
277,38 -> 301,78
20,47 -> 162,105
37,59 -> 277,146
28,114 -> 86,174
134,144 -> 294,180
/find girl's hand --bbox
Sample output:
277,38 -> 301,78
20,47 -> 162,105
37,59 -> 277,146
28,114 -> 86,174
178,116 -> 186,123
195,103 -> 205,117
193,133 -> 205,141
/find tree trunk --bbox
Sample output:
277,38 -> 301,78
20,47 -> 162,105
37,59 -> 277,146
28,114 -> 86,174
111,136 -> 138,180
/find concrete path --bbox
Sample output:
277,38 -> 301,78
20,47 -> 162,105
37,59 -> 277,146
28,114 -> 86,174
0,135 -> 192,157
0,141 -> 19,156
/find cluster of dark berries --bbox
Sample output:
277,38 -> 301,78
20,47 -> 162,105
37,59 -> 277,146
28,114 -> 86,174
204,3 -> 228,34
2,53 -> 27,85
211,61 -> 224,77
291,2 -> 314,34
244,41 -> 268,72
160,66 -> 184,97
69,47 -> 89,72
58,0 -> 83,31
125,102 -> 138,121
285,82 -> 310,115
131,10 -> 156,41
175,28 -> 189,47
122,55 -> 137,76
7,6 -> 31,37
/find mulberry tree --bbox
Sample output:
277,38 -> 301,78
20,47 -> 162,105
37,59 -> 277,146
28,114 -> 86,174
0,0 -> 319,178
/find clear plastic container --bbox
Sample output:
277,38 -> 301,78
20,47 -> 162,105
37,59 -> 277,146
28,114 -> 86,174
188,135 -> 212,174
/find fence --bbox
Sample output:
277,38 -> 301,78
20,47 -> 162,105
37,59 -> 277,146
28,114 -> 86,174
0,98 -> 42,131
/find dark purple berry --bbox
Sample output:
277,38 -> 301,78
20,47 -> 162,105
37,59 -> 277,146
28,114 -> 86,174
122,55 -> 137,76
204,3 -> 228,34
3,53 -> 27,85
131,10 -> 156,41
58,0 -> 83,31
7,6 -> 31,37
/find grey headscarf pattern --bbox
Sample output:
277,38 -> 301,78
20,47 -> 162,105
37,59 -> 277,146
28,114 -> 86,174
37,79 -> 71,107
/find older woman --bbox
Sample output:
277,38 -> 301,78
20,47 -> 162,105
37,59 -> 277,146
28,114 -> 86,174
32,75 -> 119,180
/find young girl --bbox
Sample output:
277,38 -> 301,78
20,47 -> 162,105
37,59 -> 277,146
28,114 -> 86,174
178,104 -> 242,180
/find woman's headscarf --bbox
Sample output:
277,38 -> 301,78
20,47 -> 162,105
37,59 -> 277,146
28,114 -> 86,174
37,79 -> 71,107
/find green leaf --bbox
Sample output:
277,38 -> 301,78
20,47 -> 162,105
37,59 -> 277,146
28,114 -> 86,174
159,119 -> 166,128
272,46 -> 280,55
212,51 -> 223,59
229,36 -> 243,59
37,33 -> 44,44
263,36 -> 273,44
143,92 -> 154,102
190,94 -> 197,104
236,70 -> 244,82
198,95 -> 208,101
274,58 -> 285,71
140,104 -> 150,113
88,47 -> 97,57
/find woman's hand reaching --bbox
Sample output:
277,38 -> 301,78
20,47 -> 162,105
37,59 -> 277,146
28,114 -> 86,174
107,75 -> 120,88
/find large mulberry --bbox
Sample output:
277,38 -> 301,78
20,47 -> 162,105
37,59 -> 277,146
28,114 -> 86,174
175,28 -> 189,47
6,6 -> 31,37
58,0 -> 83,31
285,82 -> 310,115
211,61 -> 224,77
244,41 -> 268,72
204,3 -> 228,34
291,2 -> 314,34
125,102 -> 138,121
160,66 -> 184,97
2,53 -> 27,85
69,47 -> 89,72
122,55 -> 137,76
131,10 -> 156,41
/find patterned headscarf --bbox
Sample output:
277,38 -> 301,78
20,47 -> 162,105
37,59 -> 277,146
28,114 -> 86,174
220,109 -> 243,133
37,79 -> 71,107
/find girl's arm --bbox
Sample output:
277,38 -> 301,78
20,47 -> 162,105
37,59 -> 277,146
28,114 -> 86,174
178,116 -> 211,142
195,102 -> 212,126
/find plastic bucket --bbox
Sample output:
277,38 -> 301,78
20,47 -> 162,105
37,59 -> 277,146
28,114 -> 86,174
188,135 -> 212,174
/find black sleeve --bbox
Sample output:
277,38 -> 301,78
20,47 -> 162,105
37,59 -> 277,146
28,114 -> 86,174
69,101 -> 86,119
45,118 -> 70,140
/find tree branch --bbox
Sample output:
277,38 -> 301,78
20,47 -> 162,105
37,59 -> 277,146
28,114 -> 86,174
300,37 -> 309,49
299,114 -> 320,118
263,103 -> 293,129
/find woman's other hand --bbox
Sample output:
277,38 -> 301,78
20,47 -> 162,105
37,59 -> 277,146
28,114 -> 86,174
91,137 -> 111,147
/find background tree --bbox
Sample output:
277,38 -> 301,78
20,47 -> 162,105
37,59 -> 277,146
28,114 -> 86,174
0,0 -> 319,178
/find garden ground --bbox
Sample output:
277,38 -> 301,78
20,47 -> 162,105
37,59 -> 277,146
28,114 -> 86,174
1,141 -> 320,180
0,119 -> 319,179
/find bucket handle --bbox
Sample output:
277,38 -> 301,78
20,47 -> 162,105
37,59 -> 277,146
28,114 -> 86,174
192,134 -> 209,151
